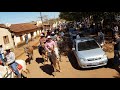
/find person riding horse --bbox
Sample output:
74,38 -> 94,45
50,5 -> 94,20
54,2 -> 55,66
4,45 -> 21,78
39,34 -> 47,64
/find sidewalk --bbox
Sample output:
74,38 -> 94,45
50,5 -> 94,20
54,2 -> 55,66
14,37 -> 40,59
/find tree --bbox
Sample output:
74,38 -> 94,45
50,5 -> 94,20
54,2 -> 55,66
59,12 -> 120,23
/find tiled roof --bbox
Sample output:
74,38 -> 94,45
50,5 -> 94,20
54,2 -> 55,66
9,23 -> 38,33
0,24 -> 7,28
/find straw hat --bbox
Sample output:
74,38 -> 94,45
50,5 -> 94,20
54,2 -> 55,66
51,32 -> 55,34
47,36 -> 51,39
40,34 -> 44,37
5,45 -> 11,50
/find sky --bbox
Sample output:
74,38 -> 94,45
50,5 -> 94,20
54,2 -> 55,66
0,12 -> 60,24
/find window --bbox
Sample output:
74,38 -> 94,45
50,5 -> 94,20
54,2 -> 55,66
3,35 -> 10,44
78,40 -> 100,51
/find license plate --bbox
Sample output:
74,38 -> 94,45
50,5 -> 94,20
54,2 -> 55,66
99,62 -> 104,64
89,63 -> 98,65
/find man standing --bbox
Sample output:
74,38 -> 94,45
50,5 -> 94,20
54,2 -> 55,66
45,36 -> 56,65
39,34 -> 47,64
98,31 -> 105,46
112,33 -> 120,67
25,33 -> 28,44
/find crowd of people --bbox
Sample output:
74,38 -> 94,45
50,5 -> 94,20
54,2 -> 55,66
1,19 -> 120,78
38,28 -> 65,74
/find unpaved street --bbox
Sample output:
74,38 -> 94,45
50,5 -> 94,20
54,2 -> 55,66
16,46 -> 120,78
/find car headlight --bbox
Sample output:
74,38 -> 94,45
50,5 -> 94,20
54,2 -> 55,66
80,58 -> 87,61
103,54 -> 107,58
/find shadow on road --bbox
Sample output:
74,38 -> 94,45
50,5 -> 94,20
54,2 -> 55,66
35,58 -> 44,64
67,51 -> 80,70
105,58 -> 114,69
40,64 -> 54,76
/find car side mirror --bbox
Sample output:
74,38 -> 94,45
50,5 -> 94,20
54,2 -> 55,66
72,48 -> 75,51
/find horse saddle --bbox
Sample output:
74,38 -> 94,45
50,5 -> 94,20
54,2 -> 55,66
17,63 -> 22,70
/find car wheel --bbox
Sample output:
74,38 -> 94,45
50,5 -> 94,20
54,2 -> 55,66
77,63 -> 82,70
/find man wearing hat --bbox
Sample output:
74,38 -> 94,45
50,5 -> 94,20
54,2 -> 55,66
38,34 -> 47,64
0,44 -> 5,66
4,45 -> 21,78
51,31 -> 57,41
45,36 -> 56,65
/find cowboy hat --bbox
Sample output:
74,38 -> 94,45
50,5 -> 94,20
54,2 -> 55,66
40,34 -> 44,37
51,32 -> 55,34
5,45 -> 11,50
47,36 -> 51,39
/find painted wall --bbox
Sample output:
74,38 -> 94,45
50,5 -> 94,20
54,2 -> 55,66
0,28 -> 14,50
14,36 -> 21,47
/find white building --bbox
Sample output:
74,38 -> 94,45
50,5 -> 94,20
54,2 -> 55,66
9,22 -> 42,47
0,24 -> 14,50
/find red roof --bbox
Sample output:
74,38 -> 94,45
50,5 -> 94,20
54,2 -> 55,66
9,23 -> 38,33
0,24 -> 7,28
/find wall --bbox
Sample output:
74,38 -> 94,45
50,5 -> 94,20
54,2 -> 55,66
0,28 -> 14,50
13,29 -> 41,47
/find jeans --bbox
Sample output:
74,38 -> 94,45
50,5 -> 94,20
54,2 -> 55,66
0,54 -> 5,65
9,62 -> 21,78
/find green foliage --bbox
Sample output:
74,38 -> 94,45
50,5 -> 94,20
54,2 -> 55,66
59,12 -> 120,23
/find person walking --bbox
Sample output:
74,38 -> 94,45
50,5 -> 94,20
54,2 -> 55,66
112,33 -> 120,67
39,34 -> 47,64
98,31 -> 105,46
45,36 -> 56,65
24,33 -> 28,44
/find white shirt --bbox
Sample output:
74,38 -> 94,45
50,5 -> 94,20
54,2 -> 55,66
0,48 -> 4,54
5,52 -> 15,64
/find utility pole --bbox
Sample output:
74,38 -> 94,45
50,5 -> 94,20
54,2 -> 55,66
40,12 -> 44,32
40,12 -> 43,23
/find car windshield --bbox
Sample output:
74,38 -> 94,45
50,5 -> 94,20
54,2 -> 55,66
78,40 -> 100,51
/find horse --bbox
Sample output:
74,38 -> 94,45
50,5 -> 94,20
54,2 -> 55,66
0,59 -> 29,78
24,45 -> 34,64
38,45 -> 48,65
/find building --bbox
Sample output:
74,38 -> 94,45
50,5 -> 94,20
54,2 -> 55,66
9,23 -> 42,47
0,24 -> 14,50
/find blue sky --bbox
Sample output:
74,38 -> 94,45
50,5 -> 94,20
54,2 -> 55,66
0,12 -> 60,24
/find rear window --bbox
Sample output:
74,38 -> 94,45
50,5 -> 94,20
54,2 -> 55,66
78,40 -> 100,51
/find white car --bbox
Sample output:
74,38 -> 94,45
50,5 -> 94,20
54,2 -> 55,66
72,37 -> 108,68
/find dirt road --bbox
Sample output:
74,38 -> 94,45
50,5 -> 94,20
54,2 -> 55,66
16,47 -> 120,78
